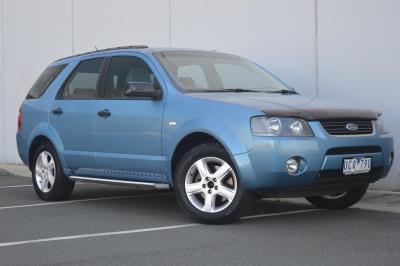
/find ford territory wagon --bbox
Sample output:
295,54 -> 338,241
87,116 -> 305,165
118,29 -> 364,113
17,46 -> 394,223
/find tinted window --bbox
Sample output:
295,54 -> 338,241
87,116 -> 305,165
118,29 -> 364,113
105,56 -> 157,98
27,64 -> 66,99
61,58 -> 104,99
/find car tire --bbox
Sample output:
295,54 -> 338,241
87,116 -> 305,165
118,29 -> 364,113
174,143 -> 253,224
305,184 -> 368,209
32,142 -> 75,201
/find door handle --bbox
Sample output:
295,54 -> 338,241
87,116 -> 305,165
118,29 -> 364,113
97,109 -> 111,118
51,107 -> 63,115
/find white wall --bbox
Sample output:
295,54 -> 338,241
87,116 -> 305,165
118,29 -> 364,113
0,0 -> 398,190
1,0 -> 73,164
72,0 -> 170,53
0,0 -> 4,163
170,0 -> 317,96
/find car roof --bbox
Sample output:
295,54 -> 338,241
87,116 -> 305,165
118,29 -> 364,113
50,45 -> 217,66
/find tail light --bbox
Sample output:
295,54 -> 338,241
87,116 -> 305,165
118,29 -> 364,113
17,108 -> 22,132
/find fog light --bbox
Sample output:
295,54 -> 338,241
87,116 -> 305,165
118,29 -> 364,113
285,158 -> 299,174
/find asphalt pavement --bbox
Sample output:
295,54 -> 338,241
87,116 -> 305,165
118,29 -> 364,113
0,173 -> 399,266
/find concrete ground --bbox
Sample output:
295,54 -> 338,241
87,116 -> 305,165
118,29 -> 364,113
0,166 -> 400,265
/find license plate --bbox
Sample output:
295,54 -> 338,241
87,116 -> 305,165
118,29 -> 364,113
343,157 -> 372,175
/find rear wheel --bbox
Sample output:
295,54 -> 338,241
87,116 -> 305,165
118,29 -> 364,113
174,143 -> 253,224
32,142 -> 75,201
305,184 -> 368,209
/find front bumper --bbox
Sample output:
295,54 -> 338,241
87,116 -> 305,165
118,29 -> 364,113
233,121 -> 394,196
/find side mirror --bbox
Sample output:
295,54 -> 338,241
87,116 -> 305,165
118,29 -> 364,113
123,82 -> 162,100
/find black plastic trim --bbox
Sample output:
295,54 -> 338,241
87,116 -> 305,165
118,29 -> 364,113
97,57 -> 112,98
326,146 -> 381,155
253,167 -> 383,198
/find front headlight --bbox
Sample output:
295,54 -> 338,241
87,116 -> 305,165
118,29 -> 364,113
376,116 -> 388,135
251,116 -> 313,136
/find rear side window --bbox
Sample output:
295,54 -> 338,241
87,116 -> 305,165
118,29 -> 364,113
61,58 -> 104,99
26,64 -> 66,99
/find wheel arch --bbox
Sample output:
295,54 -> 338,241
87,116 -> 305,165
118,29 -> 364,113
27,124 -> 67,173
29,135 -> 52,170
170,131 -> 232,184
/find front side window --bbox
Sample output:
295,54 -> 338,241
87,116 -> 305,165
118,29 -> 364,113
27,64 -> 66,99
154,51 -> 289,93
61,58 -> 104,99
104,56 -> 157,98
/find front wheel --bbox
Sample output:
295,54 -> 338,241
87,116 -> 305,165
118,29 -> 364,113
305,184 -> 368,209
174,143 -> 253,224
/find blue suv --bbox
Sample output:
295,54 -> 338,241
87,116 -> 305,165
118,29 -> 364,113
17,46 -> 394,223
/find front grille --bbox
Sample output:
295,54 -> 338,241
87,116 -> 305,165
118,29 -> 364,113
320,119 -> 374,135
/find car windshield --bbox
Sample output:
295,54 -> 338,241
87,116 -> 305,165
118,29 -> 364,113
154,51 -> 290,93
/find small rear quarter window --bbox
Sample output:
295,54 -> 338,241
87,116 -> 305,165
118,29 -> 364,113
26,64 -> 67,99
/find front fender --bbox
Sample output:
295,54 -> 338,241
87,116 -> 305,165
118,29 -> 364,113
161,93 -> 262,185
167,119 -> 253,158
162,118 -> 256,185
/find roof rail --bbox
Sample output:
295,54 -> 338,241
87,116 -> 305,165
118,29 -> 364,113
56,45 -> 149,61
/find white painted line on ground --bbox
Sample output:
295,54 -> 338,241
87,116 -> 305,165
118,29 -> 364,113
241,209 -> 319,220
352,204 -> 400,214
0,184 -> 32,189
368,189 -> 400,195
262,198 -> 400,214
0,193 -> 173,211
0,223 -> 199,248
0,208 -> 317,248
0,182 -> 99,189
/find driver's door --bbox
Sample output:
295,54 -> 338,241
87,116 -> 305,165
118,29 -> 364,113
94,55 -> 165,182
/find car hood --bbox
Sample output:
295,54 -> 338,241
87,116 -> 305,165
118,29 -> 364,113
188,93 -> 380,120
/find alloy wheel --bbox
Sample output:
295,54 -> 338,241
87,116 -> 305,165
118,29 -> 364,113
35,151 -> 56,193
184,157 -> 237,213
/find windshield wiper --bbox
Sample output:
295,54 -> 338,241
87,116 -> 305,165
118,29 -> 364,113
208,88 -> 261,93
188,88 -> 298,94
266,89 -> 298,95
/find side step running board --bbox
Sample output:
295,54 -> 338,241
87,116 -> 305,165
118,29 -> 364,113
69,176 -> 170,190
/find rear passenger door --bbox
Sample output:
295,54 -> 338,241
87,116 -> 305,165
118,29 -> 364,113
94,54 -> 165,182
50,57 -> 105,172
